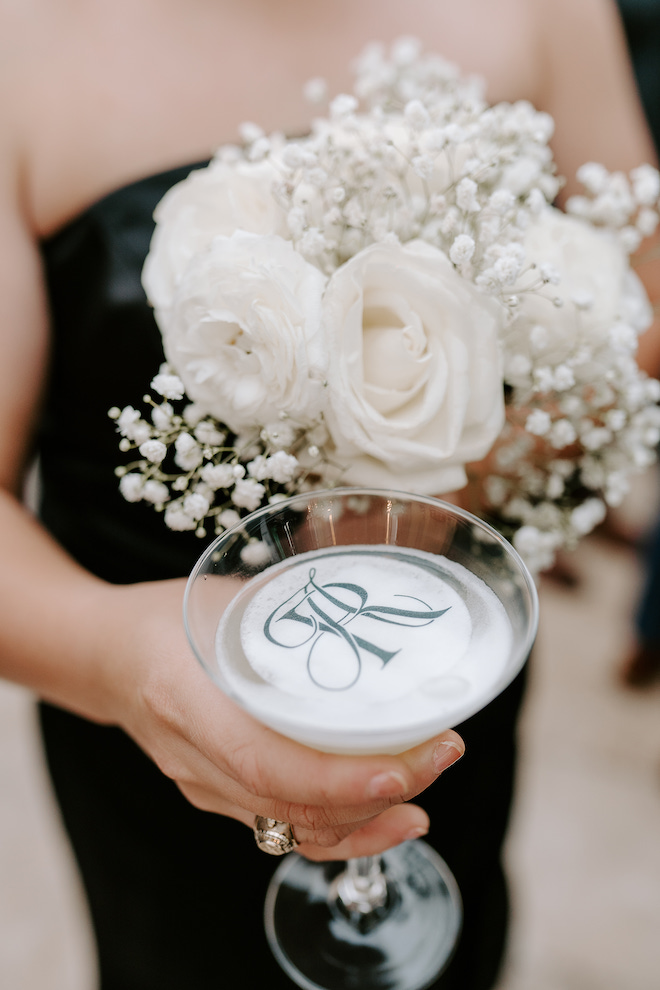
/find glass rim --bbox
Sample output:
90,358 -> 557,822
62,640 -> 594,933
186,484 -> 537,596
183,486 -> 540,732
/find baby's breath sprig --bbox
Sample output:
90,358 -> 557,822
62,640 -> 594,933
109,368 -> 332,539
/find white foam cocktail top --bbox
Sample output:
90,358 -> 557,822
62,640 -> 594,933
214,545 -> 513,753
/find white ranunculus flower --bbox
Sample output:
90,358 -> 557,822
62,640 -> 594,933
160,231 -> 328,433
321,240 -> 505,492
508,207 -> 652,374
142,158 -> 286,314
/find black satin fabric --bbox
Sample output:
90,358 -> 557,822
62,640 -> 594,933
39,163 -> 209,584
37,164 -> 527,990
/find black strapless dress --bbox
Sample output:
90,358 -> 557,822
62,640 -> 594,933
37,164 -> 527,990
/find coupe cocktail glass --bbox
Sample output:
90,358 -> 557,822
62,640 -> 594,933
184,488 -> 538,990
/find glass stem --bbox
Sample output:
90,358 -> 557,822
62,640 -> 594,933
334,855 -> 388,915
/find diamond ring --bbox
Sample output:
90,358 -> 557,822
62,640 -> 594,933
253,816 -> 299,855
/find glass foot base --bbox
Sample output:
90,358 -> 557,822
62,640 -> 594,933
264,840 -> 462,990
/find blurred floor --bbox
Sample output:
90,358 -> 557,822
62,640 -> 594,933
2,487 -> 660,989
495,530 -> 660,990
0,685 -> 96,990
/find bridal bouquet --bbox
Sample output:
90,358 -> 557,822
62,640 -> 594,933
111,38 -> 660,573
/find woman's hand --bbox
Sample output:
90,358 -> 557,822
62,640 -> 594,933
0,495 -> 463,862
92,577 -> 464,861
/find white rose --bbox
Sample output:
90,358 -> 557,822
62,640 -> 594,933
142,158 -> 286,314
509,207 -> 652,372
321,240 -> 505,493
160,231 -> 328,432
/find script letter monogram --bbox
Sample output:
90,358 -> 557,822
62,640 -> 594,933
263,567 -> 451,691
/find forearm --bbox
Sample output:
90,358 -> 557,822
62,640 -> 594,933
0,486 -> 123,721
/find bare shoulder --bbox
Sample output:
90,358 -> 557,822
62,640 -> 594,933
533,0 -> 633,82
534,0 -> 625,37
0,0 -> 121,235
0,0 -> 67,221
0,1 -> 43,234
530,0 -> 656,186
0,0 -> 34,141
382,0 -> 545,106
0,1 -> 54,489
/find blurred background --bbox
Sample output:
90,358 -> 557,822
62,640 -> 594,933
1,470 -> 660,990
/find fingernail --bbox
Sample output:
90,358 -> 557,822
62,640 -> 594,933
404,825 -> 429,841
366,770 -> 408,799
432,738 -> 465,775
